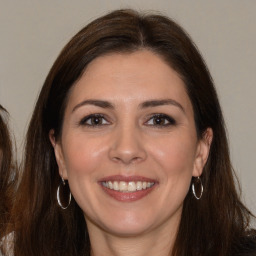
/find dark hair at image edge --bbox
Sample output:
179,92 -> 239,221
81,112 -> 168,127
11,9 -> 255,256
0,105 -> 17,254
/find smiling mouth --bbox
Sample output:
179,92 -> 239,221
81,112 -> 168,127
99,176 -> 157,202
101,181 -> 155,192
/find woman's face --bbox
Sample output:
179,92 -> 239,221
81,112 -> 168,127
52,50 -> 211,237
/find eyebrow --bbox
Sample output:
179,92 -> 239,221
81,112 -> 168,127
139,99 -> 185,112
72,98 -> 185,113
72,100 -> 114,112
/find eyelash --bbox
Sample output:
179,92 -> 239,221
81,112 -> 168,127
145,114 -> 176,127
78,113 -> 176,128
79,114 -> 110,127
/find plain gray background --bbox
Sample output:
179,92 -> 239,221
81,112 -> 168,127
0,0 -> 255,214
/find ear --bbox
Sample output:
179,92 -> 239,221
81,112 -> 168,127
192,128 -> 213,177
49,129 -> 68,180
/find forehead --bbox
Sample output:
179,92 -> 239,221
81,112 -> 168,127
66,50 -> 192,112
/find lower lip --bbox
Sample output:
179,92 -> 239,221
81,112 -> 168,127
100,185 -> 156,202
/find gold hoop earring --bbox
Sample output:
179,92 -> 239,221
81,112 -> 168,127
57,177 -> 71,209
192,176 -> 203,200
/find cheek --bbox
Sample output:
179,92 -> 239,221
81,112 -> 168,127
147,133 -> 196,198
63,132 -> 106,175
61,133 -> 107,209
149,134 -> 196,175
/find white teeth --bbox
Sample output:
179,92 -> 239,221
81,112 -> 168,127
102,181 -> 154,192
128,182 -> 136,192
119,181 -> 128,191
108,181 -> 113,189
113,181 -> 119,190
136,181 -> 142,191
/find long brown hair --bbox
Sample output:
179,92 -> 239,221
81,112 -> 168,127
13,9 -> 255,256
0,105 -> 16,248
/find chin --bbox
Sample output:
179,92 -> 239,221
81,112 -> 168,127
102,221 -> 154,237
85,208 -> 158,237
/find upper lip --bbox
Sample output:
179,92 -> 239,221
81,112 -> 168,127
98,175 -> 157,183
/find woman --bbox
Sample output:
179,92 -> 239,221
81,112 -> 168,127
0,105 -> 16,255
12,9 -> 255,256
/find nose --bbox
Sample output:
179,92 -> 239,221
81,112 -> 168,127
108,125 -> 147,165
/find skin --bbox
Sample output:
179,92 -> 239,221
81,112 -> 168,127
50,50 -> 212,256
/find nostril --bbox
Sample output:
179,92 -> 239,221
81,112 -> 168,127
109,146 -> 147,165
111,155 -> 143,165
108,130 -> 147,164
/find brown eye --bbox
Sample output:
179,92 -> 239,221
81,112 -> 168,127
153,116 -> 166,125
79,114 -> 109,126
90,116 -> 103,125
146,114 -> 176,127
